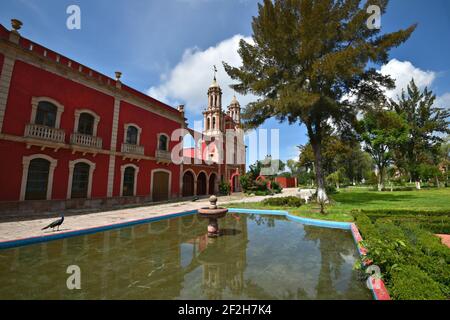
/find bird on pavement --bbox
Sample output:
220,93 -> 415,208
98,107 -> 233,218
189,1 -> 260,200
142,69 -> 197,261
42,215 -> 64,232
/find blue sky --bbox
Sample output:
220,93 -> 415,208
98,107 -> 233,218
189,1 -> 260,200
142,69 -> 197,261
1,0 -> 450,164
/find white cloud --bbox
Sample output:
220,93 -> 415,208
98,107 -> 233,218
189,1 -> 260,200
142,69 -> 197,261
435,93 -> 450,111
379,59 -> 436,100
147,34 -> 255,115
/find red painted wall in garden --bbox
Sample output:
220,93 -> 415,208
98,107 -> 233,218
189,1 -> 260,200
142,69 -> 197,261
275,177 -> 298,188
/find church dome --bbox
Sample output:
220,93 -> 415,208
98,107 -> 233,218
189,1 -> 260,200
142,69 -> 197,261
209,78 -> 220,88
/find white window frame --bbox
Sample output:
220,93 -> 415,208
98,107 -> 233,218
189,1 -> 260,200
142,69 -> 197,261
73,109 -> 100,136
123,123 -> 142,145
157,133 -> 170,151
120,164 -> 140,196
20,154 -> 58,201
67,159 -> 96,199
30,97 -> 65,128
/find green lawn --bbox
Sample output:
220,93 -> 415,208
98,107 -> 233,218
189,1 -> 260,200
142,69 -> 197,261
226,187 -> 450,223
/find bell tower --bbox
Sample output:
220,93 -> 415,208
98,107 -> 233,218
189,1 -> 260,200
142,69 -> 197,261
228,95 -> 241,127
203,66 -> 223,137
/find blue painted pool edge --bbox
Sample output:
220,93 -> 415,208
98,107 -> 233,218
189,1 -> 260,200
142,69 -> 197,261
0,210 -> 197,249
228,208 -> 352,230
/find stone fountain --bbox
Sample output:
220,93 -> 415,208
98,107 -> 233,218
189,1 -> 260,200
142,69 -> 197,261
198,195 -> 228,237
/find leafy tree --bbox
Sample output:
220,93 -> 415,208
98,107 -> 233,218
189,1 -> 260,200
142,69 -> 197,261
360,109 -> 409,191
391,79 -> 450,189
338,147 -> 374,184
286,159 -> 300,176
298,131 -> 372,185
440,136 -> 450,187
224,0 -> 415,203
326,168 -> 345,189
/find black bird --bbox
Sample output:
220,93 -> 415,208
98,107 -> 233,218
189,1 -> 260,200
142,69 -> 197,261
192,196 -> 199,202
42,215 -> 64,232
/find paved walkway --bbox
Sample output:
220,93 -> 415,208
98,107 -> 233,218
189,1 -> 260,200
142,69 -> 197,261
0,188 -> 299,243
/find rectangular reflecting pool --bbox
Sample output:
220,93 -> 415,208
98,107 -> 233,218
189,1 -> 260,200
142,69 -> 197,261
0,213 -> 372,300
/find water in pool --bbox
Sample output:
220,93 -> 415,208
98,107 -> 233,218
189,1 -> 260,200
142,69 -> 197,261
0,213 -> 372,300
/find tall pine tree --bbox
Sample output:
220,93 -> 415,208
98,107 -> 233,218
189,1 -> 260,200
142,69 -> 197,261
224,0 -> 415,202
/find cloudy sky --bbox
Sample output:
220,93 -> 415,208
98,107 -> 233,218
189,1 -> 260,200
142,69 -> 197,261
1,0 -> 450,164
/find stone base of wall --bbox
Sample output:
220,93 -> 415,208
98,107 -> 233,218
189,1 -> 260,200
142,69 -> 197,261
0,196 -> 154,221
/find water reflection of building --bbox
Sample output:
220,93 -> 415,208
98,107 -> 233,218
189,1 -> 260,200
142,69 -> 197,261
196,214 -> 248,299
0,213 -> 245,299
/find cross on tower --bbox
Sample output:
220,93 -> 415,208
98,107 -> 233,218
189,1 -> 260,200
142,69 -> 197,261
213,65 -> 217,80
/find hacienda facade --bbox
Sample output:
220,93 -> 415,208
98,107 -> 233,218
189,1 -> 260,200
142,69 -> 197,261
0,21 -> 245,216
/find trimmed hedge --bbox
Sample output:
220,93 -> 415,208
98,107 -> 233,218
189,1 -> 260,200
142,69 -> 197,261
354,213 -> 450,300
262,196 -> 303,207
390,265 -> 446,300
352,209 -> 450,234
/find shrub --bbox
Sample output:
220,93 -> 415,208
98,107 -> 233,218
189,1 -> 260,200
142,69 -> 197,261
254,190 -> 272,196
325,185 -> 337,194
353,209 -> 450,234
262,196 -> 303,207
270,181 -> 283,194
389,265 -> 446,300
239,174 -> 252,192
218,181 -> 231,195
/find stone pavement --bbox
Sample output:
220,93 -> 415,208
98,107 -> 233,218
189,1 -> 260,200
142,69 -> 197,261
436,234 -> 450,248
0,188 -> 299,243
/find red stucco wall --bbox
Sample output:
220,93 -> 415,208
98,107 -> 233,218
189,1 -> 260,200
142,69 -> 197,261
0,140 -> 109,201
117,101 -> 181,157
3,61 -> 115,149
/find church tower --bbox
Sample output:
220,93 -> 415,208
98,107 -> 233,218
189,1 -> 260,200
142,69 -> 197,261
228,95 -> 241,127
203,67 -> 223,137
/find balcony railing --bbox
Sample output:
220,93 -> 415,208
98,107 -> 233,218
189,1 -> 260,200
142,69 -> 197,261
70,133 -> 103,149
156,149 -> 172,162
121,143 -> 144,156
24,124 -> 65,143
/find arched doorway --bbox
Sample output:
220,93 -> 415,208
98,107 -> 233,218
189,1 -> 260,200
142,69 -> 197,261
197,172 -> 207,196
182,171 -> 195,197
152,170 -> 170,202
208,173 -> 217,195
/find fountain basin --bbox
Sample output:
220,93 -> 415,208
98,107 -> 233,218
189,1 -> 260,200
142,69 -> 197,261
197,196 -> 228,237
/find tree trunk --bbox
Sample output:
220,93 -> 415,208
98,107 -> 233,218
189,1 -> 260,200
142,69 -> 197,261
415,180 -> 421,190
311,139 -> 329,203
377,165 -> 384,191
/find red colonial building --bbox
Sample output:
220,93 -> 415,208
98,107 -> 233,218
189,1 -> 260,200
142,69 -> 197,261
0,20 -> 245,216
